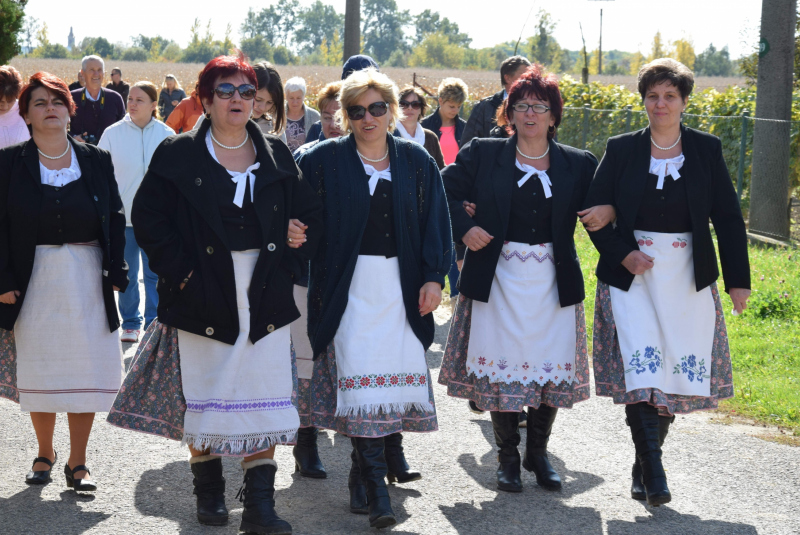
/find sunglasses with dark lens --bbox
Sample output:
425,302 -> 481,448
399,100 -> 423,110
346,101 -> 388,120
214,83 -> 257,100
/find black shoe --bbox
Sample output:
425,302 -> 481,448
521,405 -> 562,490
468,400 -> 485,414
190,456 -> 229,526
628,413 -> 674,501
384,433 -> 421,484
64,463 -> 97,492
26,452 -> 57,485
490,411 -> 522,492
237,460 -> 292,535
348,446 -> 368,515
626,403 -> 672,506
351,437 -> 397,529
518,410 -> 528,428
292,427 -> 327,479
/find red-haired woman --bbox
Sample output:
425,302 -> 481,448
0,72 -> 128,491
107,55 -> 323,534
439,66 -> 615,493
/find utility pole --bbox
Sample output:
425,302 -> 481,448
343,0 -> 361,62
749,0 -> 797,241
598,9 -> 603,74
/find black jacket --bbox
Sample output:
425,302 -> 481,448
0,138 -> 129,331
442,135 -> 598,306
421,109 -> 467,148
131,118 -> 323,345
462,89 -> 505,144
583,125 -> 750,293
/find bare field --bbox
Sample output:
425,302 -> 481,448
9,57 -> 746,101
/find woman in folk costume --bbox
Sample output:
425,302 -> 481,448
106,55 -> 323,535
585,58 -> 750,506
294,68 -> 451,529
439,66 -> 614,493
0,72 -> 128,491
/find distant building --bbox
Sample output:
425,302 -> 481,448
68,27 -> 75,51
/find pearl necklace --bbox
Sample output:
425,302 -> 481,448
38,142 -> 71,160
516,143 -> 549,160
651,132 -> 681,151
356,148 -> 389,163
210,130 -> 249,150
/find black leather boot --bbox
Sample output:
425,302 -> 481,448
351,437 -> 396,529
348,445 -> 368,514
384,432 -> 421,484
625,403 -> 672,506
629,414 -> 674,500
190,456 -> 229,526
522,405 -> 562,491
490,411 -> 522,492
237,459 -> 292,534
292,427 -> 327,478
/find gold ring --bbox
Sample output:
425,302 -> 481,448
288,238 -> 293,243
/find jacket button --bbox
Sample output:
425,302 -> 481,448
195,178 -> 202,186
267,243 -> 276,251
273,205 -> 278,211
206,246 -> 214,254
205,327 -> 214,336
94,196 -> 98,201
267,324 -> 275,332
162,278 -> 166,283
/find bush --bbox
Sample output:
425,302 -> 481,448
121,47 -> 149,62
272,46 -> 297,65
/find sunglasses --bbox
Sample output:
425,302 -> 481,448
214,83 -> 257,100
346,101 -> 388,120
399,100 -> 423,110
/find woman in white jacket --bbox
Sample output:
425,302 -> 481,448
98,81 -> 173,343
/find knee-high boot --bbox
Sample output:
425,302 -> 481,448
490,411 -> 522,492
522,405 -> 562,490
630,413 -> 675,501
190,455 -> 229,526
292,426 -> 327,478
237,459 -> 292,534
351,437 -> 396,529
384,432 -> 421,484
625,403 -> 672,506
348,444 -> 368,514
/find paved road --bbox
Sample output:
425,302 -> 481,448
1,302 -> 799,534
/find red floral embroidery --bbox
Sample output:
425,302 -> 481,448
338,373 -> 427,392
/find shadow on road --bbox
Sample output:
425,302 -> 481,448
607,509 -> 759,535
0,485 -> 108,534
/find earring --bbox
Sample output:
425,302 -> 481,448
548,125 -> 555,134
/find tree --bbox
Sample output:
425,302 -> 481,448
0,0 -> 27,63
413,9 -> 471,47
740,5 -> 800,88
241,35 -> 273,62
272,45 -> 297,65
181,19 -> 223,64
275,0 -> 300,48
648,31 -> 670,61
409,32 -> 465,68
343,0 -> 360,60
629,51 -> 645,75
671,37 -> 696,70
121,47 -> 148,62
84,37 -> 115,58
295,1 -> 344,54
132,34 -> 171,56
694,44 -> 733,76
527,9 -> 568,71
361,0 -> 410,63
240,7 -> 280,43
21,15 -> 38,55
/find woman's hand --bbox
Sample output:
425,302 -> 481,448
0,290 -> 20,305
462,227 -> 494,252
577,204 -> 616,232
463,200 -> 476,218
621,251 -> 654,275
180,271 -> 193,291
287,219 -> 307,249
418,281 -> 442,316
729,288 -> 751,315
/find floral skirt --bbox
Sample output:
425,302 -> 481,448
592,281 -> 733,416
300,341 -> 437,437
0,329 -> 18,403
438,294 -> 591,411
106,320 -> 298,455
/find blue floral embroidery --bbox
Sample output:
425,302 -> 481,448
673,355 -> 709,383
625,346 -> 662,375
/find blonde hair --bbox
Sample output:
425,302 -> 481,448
317,81 -> 342,112
133,81 -> 161,120
437,77 -> 468,105
162,74 -> 182,91
336,68 -> 404,133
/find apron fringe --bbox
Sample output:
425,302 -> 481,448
334,401 -> 435,419
182,428 -> 298,455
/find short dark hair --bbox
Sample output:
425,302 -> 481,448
504,65 -> 562,140
398,85 -> 429,122
500,55 -> 532,88
0,65 -> 23,101
637,58 -> 694,101
18,71 -> 76,118
252,61 -> 285,133
198,53 -> 257,108
111,67 -> 121,76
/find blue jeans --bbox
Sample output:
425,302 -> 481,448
118,227 -> 158,330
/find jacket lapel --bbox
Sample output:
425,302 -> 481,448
548,140 -> 575,237
618,127 -> 651,227
679,125 -> 708,231
21,139 -> 42,191
493,134 -> 518,232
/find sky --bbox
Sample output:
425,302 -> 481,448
24,0 -> 764,59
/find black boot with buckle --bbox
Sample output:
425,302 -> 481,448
625,403 -> 672,506
629,412 -> 675,501
351,437 -> 396,529
384,432 -> 421,484
522,405 -> 562,491
490,411 -> 522,492
190,456 -> 229,526
292,426 -> 327,478
237,459 -> 292,534
348,445 -> 368,514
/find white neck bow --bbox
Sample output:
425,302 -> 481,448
363,163 -> 392,196
515,159 -> 552,198
229,162 -> 261,208
649,154 -> 685,190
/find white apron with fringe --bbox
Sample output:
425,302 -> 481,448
610,230 -> 715,396
467,241 -> 577,386
333,255 -> 432,417
16,242 -> 123,412
291,284 -> 314,380
178,249 -> 299,454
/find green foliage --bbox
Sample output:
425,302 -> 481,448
272,46 -> 297,66
527,9 -> 569,72
0,0 -> 27,64
362,0 -> 410,62
240,36 -> 273,63
121,47 -> 148,62
695,44 -> 734,76
745,290 -> 798,320
295,0 -> 344,54
85,37 -> 115,58
409,32 -> 465,69
413,9 -> 471,47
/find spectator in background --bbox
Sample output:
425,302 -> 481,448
421,77 -> 468,166
69,55 -> 125,144
251,62 -> 287,143
0,65 -> 30,149
462,55 -> 531,144
284,77 -> 319,152
158,74 -> 186,121
67,71 -> 84,91
394,85 -> 444,169
165,80 -> 203,134
98,81 -> 174,344
106,67 -> 130,109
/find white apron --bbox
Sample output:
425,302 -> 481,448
467,241 -> 577,386
609,231 -> 715,396
333,255 -> 432,417
178,250 -> 299,454
291,284 -> 314,380
16,242 -> 123,412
